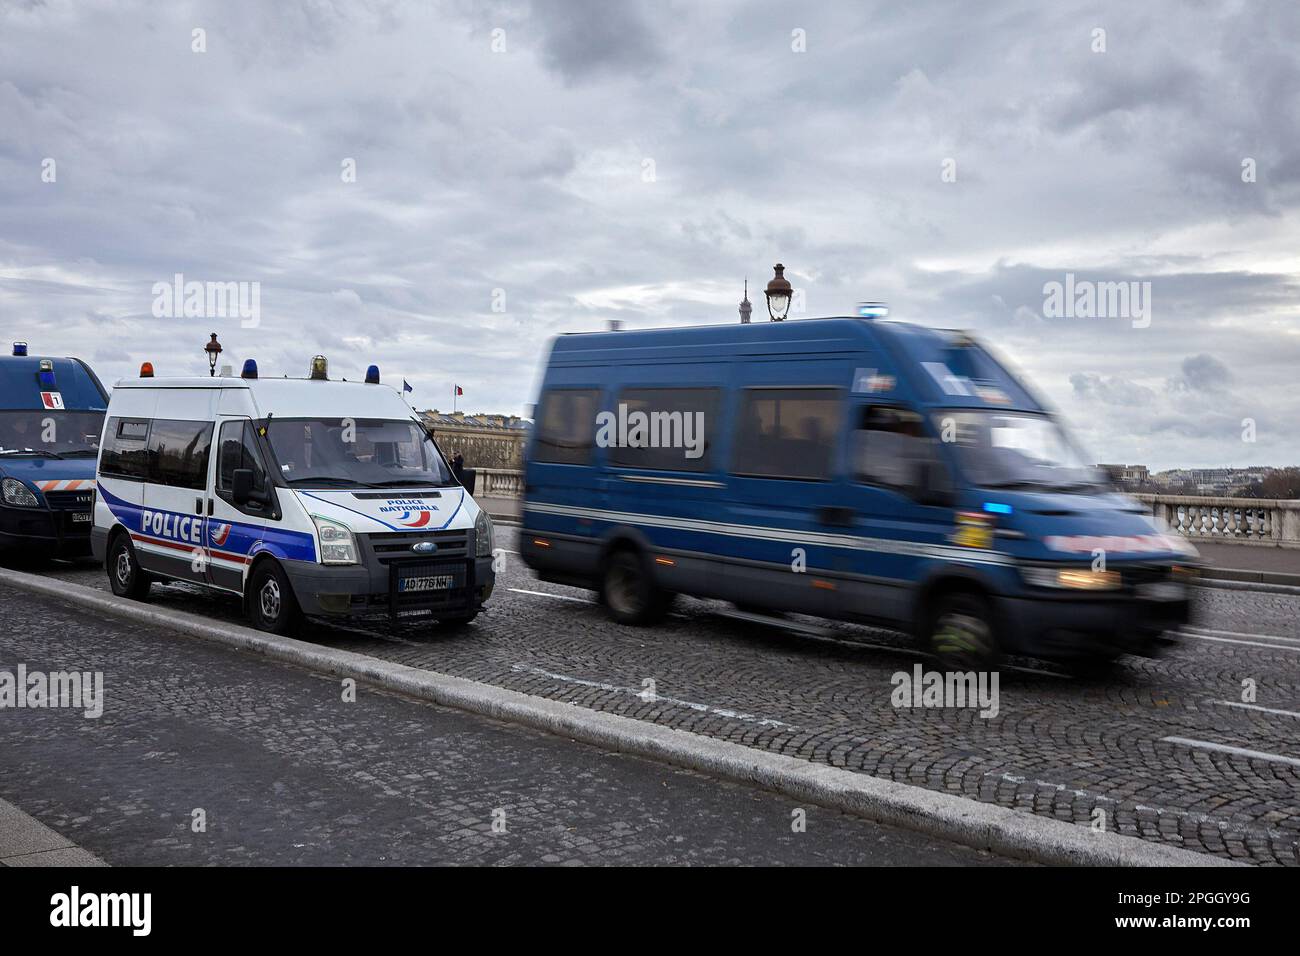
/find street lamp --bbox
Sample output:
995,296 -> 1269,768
204,333 -> 223,377
764,263 -> 792,322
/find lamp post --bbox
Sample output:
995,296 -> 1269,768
764,263 -> 792,321
204,333 -> 223,377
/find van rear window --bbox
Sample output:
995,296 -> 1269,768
730,388 -> 841,481
533,388 -> 599,465
100,417 -> 151,480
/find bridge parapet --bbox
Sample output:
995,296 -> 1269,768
476,468 -> 525,498
1136,494 -> 1300,549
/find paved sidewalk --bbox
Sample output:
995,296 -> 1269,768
0,797 -> 105,867
1193,541 -> 1300,586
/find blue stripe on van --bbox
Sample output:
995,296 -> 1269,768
98,483 -> 316,562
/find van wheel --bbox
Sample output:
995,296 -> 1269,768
247,561 -> 301,634
602,549 -> 671,626
433,610 -> 478,629
926,592 -> 999,670
108,534 -> 152,601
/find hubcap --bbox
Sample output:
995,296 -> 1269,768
932,611 -> 992,667
259,577 -> 281,621
606,556 -> 641,616
114,549 -> 131,587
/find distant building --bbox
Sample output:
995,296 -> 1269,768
419,409 -> 530,470
1098,463 -> 1149,486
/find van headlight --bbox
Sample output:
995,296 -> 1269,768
1021,566 -> 1122,591
2,478 -> 39,508
475,509 -> 494,558
311,514 -> 358,565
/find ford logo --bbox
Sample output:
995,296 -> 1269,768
411,541 -> 437,554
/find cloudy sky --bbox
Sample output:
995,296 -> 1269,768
2,0 -> 1298,470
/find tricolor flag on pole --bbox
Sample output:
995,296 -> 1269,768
453,383 -> 463,412
403,379 -> 413,393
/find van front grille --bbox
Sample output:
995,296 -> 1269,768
366,529 -> 470,564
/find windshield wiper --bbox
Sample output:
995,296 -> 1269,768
365,478 -> 452,488
286,477 -> 382,488
0,449 -> 64,459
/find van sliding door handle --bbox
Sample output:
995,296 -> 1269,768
817,506 -> 855,527
195,497 -> 204,515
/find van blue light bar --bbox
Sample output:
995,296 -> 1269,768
365,365 -> 380,384
37,359 -> 56,388
983,502 -> 1013,515
857,302 -> 889,319
12,342 -> 27,357
242,359 -> 258,379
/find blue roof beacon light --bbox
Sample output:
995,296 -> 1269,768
37,359 -> 57,389
983,501 -> 1014,516
857,301 -> 889,319
241,359 -> 259,380
365,364 -> 380,384
12,342 -> 28,356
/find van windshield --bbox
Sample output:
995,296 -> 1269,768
935,410 -> 1104,492
0,410 -> 104,458
263,418 -> 455,489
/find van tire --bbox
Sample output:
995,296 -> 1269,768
925,591 -> 999,670
108,534 -> 152,601
247,561 -> 301,635
601,548 -> 671,626
433,610 -> 479,629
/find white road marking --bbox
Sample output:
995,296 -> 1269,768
510,662 -> 798,729
1162,736 -> 1300,769
1207,699 -> 1300,720
980,771 -> 1294,841
507,587 -> 593,603
1179,632 -> 1300,653
1184,624 -> 1300,645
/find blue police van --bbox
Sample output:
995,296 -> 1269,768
0,343 -> 109,559
520,317 -> 1198,668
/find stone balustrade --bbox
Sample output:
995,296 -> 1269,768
475,468 -> 525,498
1135,494 -> 1300,548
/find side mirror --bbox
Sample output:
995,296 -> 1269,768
231,468 -> 254,506
460,467 -> 477,496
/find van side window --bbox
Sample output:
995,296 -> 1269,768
608,388 -> 719,473
852,406 -> 927,488
730,388 -> 841,481
216,421 -> 268,496
99,417 -> 151,480
534,388 -> 599,465
147,419 -> 213,490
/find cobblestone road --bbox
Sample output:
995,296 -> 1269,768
0,584 -> 1005,866
17,526 -> 1300,865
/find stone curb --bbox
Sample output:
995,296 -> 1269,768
0,567 -> 1238,867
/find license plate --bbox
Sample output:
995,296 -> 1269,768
398,574 -> 455,593
1138,581 -> 1185,601
70,512 -> 92,523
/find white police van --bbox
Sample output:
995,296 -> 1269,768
91,357 -> 495,633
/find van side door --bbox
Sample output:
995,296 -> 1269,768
721,384 -> 848,616
136,417 -> 214,584
206,418 -> 273,593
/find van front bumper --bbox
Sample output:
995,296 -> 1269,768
281,555 -> 496,621
0,503 -> 94,558
997,590 -> 1193,660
